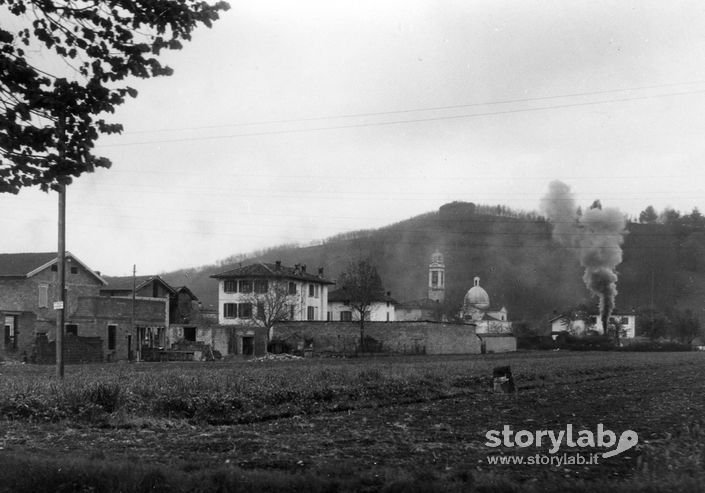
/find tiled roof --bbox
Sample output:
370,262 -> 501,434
0,252 -> 58,277
397,298 -> 441,310
328,288 -> 397,304
211,262 -> 335,284
0,251 -> 106,284
102,275 -> 176,294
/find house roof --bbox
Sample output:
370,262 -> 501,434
175,286 -> 199,301
0,251 -> 107,284
211,262 -> 335,285
328,288 -> 397,304
397,298 -> 441,310
102,275 -> 177,294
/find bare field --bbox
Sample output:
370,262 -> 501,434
1,352 -> 704,492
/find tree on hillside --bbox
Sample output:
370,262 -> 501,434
660,208 -> 681,225
672,309 -> 701,344
636,307 -> 669,340
0,0 -> 229,193
639,206 -> 658,224
338,259 -> 386,352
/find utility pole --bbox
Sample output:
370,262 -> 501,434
132,264 -> 137,362
55,116 -> 66,379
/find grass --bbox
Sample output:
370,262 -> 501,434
1,351 -> 704,492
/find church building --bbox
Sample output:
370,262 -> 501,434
395,250 -> 447,321
461,277 -> 512,334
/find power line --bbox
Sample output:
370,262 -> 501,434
120,79 -> 705,135
98,87 -> 705,147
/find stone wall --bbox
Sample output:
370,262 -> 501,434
34,334 -> 103,364
0,268 -> 103,355
70,296 -> 168,361
479,334 -> 517,353
272,321 -> 483,355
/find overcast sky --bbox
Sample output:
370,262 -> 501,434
3,0 -> 705,276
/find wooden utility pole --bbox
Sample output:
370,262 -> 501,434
132,264 -> 137,362
55,116 -> 66,379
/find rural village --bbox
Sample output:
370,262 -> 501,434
0,248 -> 645,365
3,1 -> 705,492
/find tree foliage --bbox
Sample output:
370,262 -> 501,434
244,279 -> 295,341
639,205 -> 658,224
338,259 -> 386,350
0,0 -> 229,193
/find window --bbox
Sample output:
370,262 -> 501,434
386,312 -> 390,322
327,311 -> 332,321
238,280 -> 252,293
620,317 -> 629,325
224,280 -> 237,293
4,315 -> 17,350
38,284 -> 49,308
254,280 -> 268,294
70,266 -> 78,274
108,325 -> 117,350
431,271 -> 439,287
238,303 -> 252,318
65,324 -> 78,336
183,326 -> 196,342
340,311 -> 352,322
224,303 -> 237,318
51,265 -> 57,272
289,304 -> 296,320
307,306 -> 315,321
308,284 -> 319,298
288,282 -> 297,295
257,302 -> 265,320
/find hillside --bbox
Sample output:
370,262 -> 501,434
161,201 -> 705,330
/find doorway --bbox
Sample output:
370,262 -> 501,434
242,336 -> 254,356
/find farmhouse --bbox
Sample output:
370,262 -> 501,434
550,313 -> 637,339
0,252 -> 106,359
327,288 -> 397,322
210,261 -> 334,356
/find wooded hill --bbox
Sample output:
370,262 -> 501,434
162,201 -> 705,332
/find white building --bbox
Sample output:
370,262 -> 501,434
461,277 -> 512,334
211,261 -> 334,325
550,313 -> 636,339
327,288 -> 397,322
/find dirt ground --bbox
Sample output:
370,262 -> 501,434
2,353 -> 704,489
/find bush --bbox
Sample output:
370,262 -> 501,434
618,341 -> 693,352
517,336 -> 556,350
557,334 -> 615,351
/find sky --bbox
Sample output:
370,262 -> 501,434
3,0 -> 705,276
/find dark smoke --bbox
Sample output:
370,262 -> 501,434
540,181 -> 627,333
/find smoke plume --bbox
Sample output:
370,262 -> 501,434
540,181 -> 627,331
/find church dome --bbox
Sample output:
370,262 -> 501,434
464,277 -> 490,310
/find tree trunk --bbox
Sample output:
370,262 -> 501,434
359,318 -> 365,353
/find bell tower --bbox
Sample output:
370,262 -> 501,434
428,250 -> 445,303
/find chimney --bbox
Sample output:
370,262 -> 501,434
294,263 -> 300,275
301,264 -> 307,273
318,267 -> 324,277
95,271 -> 101,276
275,260 -> 282,271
